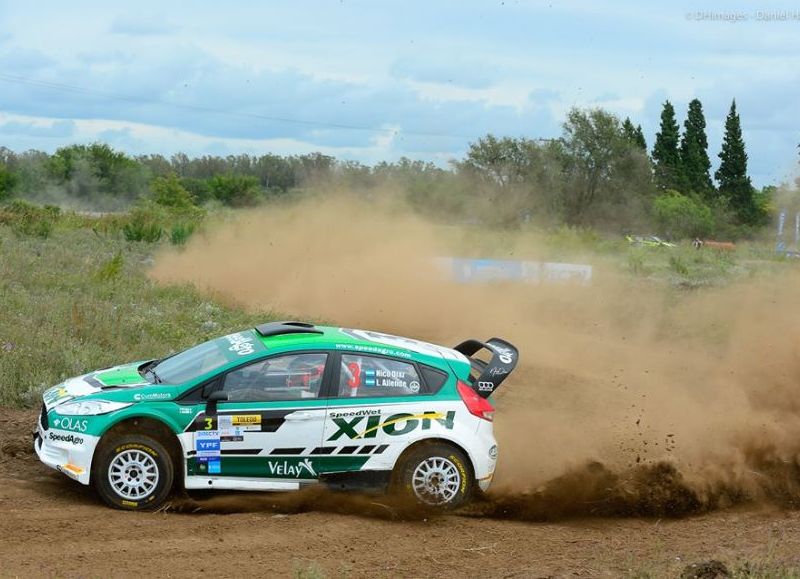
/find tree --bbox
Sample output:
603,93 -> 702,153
207,174 -> 262,207
622,118 -> 648,152
556,108 -> 654,227
715,100 -> 760,224
652,100 -> 683,191
0,165 -> 17,201
634,125 -> 647,151
680,99 -> 713,198
653,190 -> 713,239
150,173 -> 196,209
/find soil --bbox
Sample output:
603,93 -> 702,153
2,410 -> 800,578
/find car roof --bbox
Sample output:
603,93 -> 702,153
252,322 -> 468,365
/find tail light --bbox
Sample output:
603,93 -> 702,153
457,380 -> 495,422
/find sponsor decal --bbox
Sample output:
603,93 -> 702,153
492,344 -> 515,365
488,367 -> 509,377
121,500 -> 138,508
218,415 -> 261,432
48,432 -> 84,445
224,332 -> 256,356
179,407 -> 194,414
208,458 -> 221,474
267,458 -> 317,478
408,381 -> 420,394
53,417 -> 88,432
489,445 -> 498,460
477,381 -> 493,392
43,386 -> 70,405
329,409 -> 379,419
334,343 -> 412,359
231,415 -> 260,426
196,430 -> 221,457
327,411 -> 456,441
133,392 -> 172,401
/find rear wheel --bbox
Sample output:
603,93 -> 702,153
394,442 -> 473,509
92,435 -> 174,510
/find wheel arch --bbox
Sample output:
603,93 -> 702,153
392,436 -> 475,481
92,415 -> 184,485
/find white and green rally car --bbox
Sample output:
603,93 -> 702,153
35,322 -> 517,510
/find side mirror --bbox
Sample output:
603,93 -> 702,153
205,391 -> 228,417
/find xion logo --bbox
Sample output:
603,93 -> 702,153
267,458 -> 316,478
328,411 -> 456,441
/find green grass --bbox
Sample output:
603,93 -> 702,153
0,225 -> 279,407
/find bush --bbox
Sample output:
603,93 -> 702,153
653,191 -> 714,239
1,199 -> 60,238
150,173 -> 197,209
0,166 -> 17,201
170,222 -> 196,246
123,209 -> 163,243
208,174 -> 263,207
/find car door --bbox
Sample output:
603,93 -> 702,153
322,353 -> 446,472
190,352 -> 330,481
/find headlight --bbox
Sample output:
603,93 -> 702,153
57,400 -> 132,416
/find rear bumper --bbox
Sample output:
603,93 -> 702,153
34,423 -> 98,486
471,420 -> 498,493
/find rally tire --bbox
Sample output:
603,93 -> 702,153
92,435 -> 174,511
394,442 -> 473,509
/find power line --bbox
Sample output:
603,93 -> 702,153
0,72 -> 478,140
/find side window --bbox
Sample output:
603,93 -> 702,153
338,354 -> 422,398
222,353 -> 327,402
420,365 -> 448,394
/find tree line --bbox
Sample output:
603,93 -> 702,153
0,98 -> 776,239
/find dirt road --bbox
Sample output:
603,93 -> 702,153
2,410 -> 800,578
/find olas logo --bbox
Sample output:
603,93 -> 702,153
328,411 -> 456,441
53,417 -> 88,432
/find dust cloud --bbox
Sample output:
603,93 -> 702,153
151,194 -> 800,518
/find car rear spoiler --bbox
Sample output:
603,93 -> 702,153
453,338 -> 518,398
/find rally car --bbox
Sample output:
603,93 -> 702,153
34,321 -> 518,510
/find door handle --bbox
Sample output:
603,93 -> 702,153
285,412 -> 316,421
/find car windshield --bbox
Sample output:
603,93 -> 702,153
147,331 -> 263,385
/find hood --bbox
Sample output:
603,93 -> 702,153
42,362 -> 150,410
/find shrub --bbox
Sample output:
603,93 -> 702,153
170,222 -> 196,246
653,191 -> 714,239
1,199 -> 60,238
150,173 -> 197,209
0,166 -> 17,201
208,174 -> 263,207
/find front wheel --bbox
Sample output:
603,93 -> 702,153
92,435 -> 174,510
394,442 -> 473,509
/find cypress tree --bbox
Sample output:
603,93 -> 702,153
622,118 -> 637,143
622,118 -> 647,152
634,125 -> 647,151
652,101 -> 682,191
715,100 -> 757,223
680,98 -> 713,198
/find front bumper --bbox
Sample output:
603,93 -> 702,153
34,421 -> 98,486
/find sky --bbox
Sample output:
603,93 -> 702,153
0,0 -> 798,187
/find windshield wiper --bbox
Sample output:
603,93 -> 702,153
139,359 -> 163,384
146,367 -> 163,384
